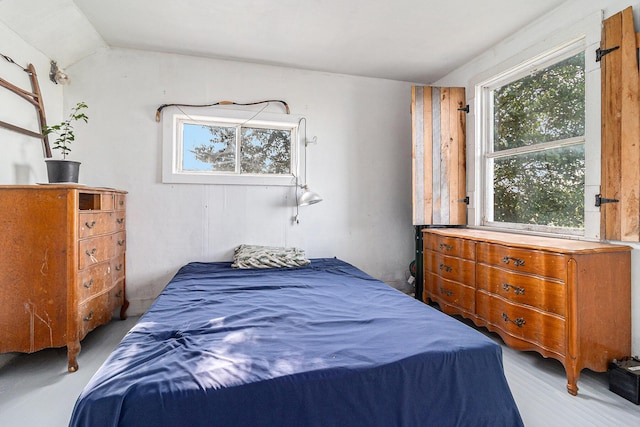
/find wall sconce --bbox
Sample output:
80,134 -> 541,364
294,118 -> 322,223
49,61 -> 69,85
298,185 -> 322,207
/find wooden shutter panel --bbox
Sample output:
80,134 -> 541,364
411,86 -> 467,225
600,7 -> 640,241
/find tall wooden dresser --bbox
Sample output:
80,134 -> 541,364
423,227 -> 631,395
0,185 -> 128,371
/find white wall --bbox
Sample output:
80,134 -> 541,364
435,0 -> 640,356
0,22 -> 63,183
59,48 -> 414,313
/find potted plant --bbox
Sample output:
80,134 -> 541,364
43,102 -> 89,183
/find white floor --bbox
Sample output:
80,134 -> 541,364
0,315 -> 639,426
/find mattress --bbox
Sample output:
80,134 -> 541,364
69,258 -> 523,426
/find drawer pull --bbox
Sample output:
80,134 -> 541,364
115,264 -> 123,271
502,256 -> 525,267
115,290 -> 123,298
439,287 -> 453,297
116,218 -> 125,224
83,278 -> 94,289
119,200 -> 124,206
117,239 -> 126,246
439,243 -> 453,251
85,248 -> 98,263
83,311 -> 94,321
502,312 -> 526,328
502,283 -> 525,295
85,220 -> 96,229
439,263 -> 452,273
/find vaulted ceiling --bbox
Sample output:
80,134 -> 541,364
1,0 -> 568,83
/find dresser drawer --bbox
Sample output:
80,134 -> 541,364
114,212 -> 126,231
476,291 -> 566,354
78,293 -> 115,339
426,272 -> 475,313
78,235 -> 115,270
112,254 -> 125,282
476,264 -> 566,316
429,235 -> 475,260
425,251 -> 475,285
79,212 -> 116,238
115,194 -> 126,211
114,231 -> 126,256
77,263 -> 112,303
110,281 -> 126,307
477,243 -> 566,280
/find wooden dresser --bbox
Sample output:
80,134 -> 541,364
423,228 -> 631,395
0,185 -> 128,371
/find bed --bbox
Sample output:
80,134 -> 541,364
69,257 -> 523,427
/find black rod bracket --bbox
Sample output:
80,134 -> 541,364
595,46 -> 620,62
595,194 -> 619,207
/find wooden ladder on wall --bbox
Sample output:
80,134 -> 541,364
0,60 -> 51,157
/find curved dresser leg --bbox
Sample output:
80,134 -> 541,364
67,341 -> 81,372
120,299 -> 129,320
566,365 -> 580,396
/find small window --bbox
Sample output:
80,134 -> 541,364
479,42 -> 586,235
162,106 -> 302,186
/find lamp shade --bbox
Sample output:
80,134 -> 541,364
298,188 -> 323,206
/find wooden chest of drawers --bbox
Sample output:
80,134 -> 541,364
423,228 -> 631,395
0,185 -> 128,371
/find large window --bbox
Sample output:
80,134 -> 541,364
162,107 -> 302,186
479,42 -> 587,235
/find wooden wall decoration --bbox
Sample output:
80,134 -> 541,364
600,6 -> 640,241
0,58 -> 51,157
411,86 -> 467,225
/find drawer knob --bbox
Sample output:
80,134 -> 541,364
85,248 -> 98,263
83,311 -> 94,322
115,290 -> 123,298
117,239 -> 126,246
115,264 -> 123,271
502,312 -> 526,328
502,256 -> 525,267
83,278 -> 94,289
439,287 -> 454,297
439,243 -> 453,251
85,221 -> 96,229
116,218 -> 125,224
439,263 -> 453,273
119,200 -> 124,206
502,283 -> 525,295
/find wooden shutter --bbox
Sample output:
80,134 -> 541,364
411,86 -> 467,225
600,7 -> 640,241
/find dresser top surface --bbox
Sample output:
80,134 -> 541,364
0,184 -> 127,194
424,227 -> 631,254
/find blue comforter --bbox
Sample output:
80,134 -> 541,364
70,258 -> 523,426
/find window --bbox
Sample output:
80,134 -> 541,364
478,41 -> 588,235
162,106 -> 302,186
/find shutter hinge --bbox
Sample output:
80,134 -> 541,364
595,194 -> 619,207
457,105 -> 469,113
595,46 -> 620,62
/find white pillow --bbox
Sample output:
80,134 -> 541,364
231,244 -> 310,269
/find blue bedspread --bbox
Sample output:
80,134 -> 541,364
70,258 -> 523,427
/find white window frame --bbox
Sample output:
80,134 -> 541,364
472,11 -> 602,239
162,106 -> 303,186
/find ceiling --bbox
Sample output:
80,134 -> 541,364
1,0 -> 568,84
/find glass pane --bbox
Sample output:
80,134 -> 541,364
493,51 -> 585,151
182,123 -> 236,172
493,145 -> 585,228
241,127 -> 291,174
